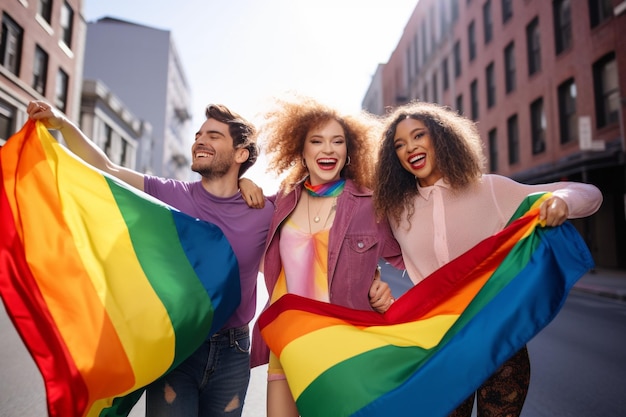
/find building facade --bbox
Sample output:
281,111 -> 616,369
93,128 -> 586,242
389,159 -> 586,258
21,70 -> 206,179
365,0 -> 626,269
0,0 -> 86,146
83,17 -> 193,179
362,64 -> 386,116
80,79 -> 150,171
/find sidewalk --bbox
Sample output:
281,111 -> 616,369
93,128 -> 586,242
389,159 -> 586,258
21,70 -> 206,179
571,267 -> 626,301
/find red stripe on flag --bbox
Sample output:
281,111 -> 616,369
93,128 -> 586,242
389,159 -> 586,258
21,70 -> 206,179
0,159 -> 89,417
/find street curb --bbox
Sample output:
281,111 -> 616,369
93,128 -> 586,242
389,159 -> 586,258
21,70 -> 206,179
571,284 -> 626,301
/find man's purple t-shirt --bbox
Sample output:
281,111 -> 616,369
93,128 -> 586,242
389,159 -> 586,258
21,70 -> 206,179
144,176 -> 273,330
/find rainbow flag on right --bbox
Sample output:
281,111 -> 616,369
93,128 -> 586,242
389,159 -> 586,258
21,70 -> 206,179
258,192 -> 594,417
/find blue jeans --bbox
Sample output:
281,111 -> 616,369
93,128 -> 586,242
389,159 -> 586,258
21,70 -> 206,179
145,325 -> 251,417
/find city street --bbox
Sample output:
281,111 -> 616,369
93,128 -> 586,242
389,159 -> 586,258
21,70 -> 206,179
523,291 -> 626,417
1,0 -> 625,416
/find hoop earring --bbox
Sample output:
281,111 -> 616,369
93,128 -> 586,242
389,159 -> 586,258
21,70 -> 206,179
345,156 -> 351,166
301,158 -> 307,168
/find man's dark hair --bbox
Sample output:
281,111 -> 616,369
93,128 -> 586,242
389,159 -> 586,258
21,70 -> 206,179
205,104 -> 258,177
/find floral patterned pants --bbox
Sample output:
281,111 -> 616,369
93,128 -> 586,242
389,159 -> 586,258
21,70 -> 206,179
449,346 -> 531,417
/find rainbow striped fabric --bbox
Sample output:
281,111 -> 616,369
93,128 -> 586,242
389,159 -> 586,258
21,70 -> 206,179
0,121 -> 241,417
259,192 -> 594,417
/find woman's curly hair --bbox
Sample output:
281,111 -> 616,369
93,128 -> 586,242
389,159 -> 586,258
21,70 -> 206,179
259,94 -> 383,192
374,101 -> 486,227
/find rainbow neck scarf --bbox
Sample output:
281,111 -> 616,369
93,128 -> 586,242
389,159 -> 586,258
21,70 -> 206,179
304,178 -> 346,197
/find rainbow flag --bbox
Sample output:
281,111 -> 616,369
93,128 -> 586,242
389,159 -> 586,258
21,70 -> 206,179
0,121 -> 241,417
259,193 -> 594,417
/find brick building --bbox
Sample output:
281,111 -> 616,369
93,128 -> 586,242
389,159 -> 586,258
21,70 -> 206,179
363,0 -> 626,269
0,0 -> 85,146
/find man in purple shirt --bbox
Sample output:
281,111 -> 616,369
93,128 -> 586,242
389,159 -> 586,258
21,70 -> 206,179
27,100 -> 274,417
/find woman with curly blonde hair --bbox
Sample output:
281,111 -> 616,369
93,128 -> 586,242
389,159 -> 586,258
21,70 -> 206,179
373,100 -> 602,417
248,94 -> 403,417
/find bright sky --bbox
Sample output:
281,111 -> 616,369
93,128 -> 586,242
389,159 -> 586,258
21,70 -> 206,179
83,0 -> 418,192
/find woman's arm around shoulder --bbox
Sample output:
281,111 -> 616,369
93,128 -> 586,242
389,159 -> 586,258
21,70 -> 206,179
377,216 -> 405,270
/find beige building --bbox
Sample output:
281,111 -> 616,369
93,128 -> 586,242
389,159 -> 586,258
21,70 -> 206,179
79,79 -> 148,171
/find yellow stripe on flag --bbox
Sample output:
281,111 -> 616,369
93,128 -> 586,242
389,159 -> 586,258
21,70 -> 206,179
282,314 -> 458,398
36,124 -> 174,397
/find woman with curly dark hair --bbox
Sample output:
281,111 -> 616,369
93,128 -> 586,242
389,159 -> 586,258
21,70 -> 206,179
373,100 -> 603,417
248,94 -> 404,417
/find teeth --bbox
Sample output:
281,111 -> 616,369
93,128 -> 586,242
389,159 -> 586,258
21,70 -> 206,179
318,159 -> 336,164
409,155 -> 424,164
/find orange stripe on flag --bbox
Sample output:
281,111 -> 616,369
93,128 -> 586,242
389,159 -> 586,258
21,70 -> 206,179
13,132 -> 134,405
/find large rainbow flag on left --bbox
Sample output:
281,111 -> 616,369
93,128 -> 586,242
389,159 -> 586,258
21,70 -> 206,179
0,120 -> 241,417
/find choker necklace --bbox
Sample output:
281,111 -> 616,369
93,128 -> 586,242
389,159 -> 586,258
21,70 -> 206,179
304,178 -> 346,197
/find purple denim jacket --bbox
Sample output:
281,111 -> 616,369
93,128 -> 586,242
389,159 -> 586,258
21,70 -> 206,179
250,179 -> 404,368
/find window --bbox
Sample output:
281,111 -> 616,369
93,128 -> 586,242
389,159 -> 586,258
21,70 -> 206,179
395,67 -> 406,103
502,0 -> 513,23
1,13 -> 23,76
470,79 -> 479,120
38,0 -> 52,24
530,97 -> 546,155
526,17 -> 541,76
553,0 -> 572,55
440,0 -> 448,35
33,45 -> 49,95
593,53 -> 619,128
456,94 -> 464,115
442,58 -> 449,91
406,47 -> 412,87
121,140 -> 130,167
488,128 -> 498,172
486,62 -> 496,108
483,0 -> 493,44
507,114 -> 519,165
414,33 -> 420,74
103,124 -> 113,157
421,22 -> 428,65
468,20 -> 476,61
432,73 -> 439,104
504,42 -> 516,93
429,5 -> 436,50
589,0 -> 612,28
558,78 -> 577,144
60,2 -> 74,48
454,40 -> 462,78
451,0 -> 459,23
55,69 -> 69,113
0,99 -> 16,146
